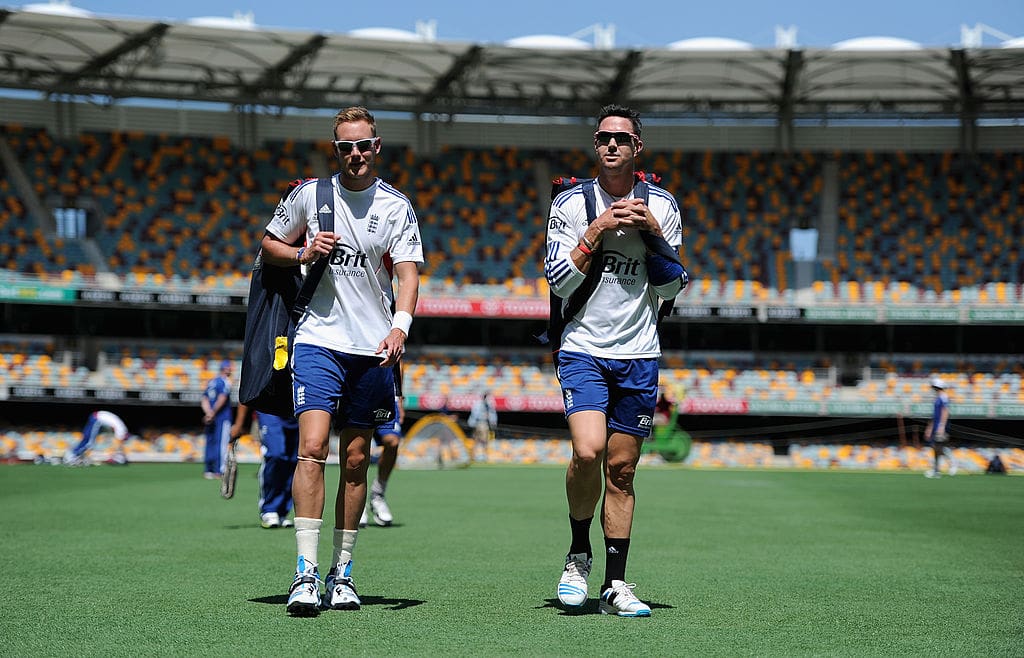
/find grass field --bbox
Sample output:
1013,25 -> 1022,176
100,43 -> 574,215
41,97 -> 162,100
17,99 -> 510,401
2,463 -> 1021,657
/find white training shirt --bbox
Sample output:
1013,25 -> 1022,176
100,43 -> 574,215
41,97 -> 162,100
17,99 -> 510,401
94,410 -> 128,440
544,181 -> 682,358
265,175 -> 424,356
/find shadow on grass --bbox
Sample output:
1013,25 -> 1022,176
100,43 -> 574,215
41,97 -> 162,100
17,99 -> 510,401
250,594 -> 426,610
223,523 -> 407,531
538,598 -> 674,616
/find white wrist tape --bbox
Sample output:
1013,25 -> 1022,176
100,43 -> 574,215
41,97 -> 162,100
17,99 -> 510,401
391,310 -> 413,335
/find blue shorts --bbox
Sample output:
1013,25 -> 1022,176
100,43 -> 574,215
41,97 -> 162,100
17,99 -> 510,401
292,344 -> 396,429
556,351 -> 659,438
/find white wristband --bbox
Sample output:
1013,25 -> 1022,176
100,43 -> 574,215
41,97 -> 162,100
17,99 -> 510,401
391,310 -> 413,335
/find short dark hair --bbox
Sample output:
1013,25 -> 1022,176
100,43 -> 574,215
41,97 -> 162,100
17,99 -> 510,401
597,104 -> 642,137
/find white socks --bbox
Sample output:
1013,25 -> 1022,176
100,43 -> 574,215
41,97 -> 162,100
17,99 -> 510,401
294,517 -> 323,570
331,528 -> 358,574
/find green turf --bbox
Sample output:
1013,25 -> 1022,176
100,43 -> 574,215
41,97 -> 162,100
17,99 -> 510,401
1,463 -> 1021,656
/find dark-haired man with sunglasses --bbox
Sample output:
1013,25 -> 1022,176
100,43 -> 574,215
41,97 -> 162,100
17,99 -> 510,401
546,104 -> 686,617
260,106 -> 423,616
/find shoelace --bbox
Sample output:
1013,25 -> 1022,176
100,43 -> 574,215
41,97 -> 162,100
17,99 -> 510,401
328,573 -> 357,588
564,557 -> 589,579
612,583 -> 641,602
291,571 -> 322,592
329,577 -> 358,598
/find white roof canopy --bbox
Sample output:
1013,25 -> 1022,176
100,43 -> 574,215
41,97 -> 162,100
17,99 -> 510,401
0,9 -> 1022,120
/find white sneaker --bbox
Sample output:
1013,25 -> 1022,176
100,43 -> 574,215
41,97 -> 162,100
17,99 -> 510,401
286,556 -> 321,617
370,493 -> 393,526
325,564 -> 361,610
924,470 -> 940,479
557,553 -> 591,608
359,507 -> 368,528
261,512 -> 281,529
599,580 -> 651,617
948,462 -> 958,476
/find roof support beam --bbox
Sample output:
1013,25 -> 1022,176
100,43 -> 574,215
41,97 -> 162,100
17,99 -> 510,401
418,45 -> 482,113
250,34 -> 326,97
951,49 -> 977,154
777,49 -> 803,152
56,22 -> 169,90
602,50 -> 642,107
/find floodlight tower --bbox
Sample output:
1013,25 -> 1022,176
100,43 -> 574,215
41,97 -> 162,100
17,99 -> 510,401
959,23 -> 1014,47
570,23 -> 616,49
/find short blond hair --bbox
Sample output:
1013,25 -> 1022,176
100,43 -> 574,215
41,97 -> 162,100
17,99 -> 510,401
332,106 -> 377,136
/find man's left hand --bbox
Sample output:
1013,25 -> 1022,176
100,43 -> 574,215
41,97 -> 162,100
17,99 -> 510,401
376,328 -> 407,367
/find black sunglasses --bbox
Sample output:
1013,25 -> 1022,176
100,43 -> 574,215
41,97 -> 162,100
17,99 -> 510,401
594,131 -> 638,146
332,137 -> 380,154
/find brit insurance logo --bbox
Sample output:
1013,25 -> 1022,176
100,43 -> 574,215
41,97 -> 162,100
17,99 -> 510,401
600,249 -> 643,286
637,414 -> 652,427
372,407 -> 395,423
563,388 -> 574,410
273,202 -> 289,223
328,242 -> 369,278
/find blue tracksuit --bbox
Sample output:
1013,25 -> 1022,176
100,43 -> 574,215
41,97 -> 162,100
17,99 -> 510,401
257,412 -> 299,517
203,375 -> 232,474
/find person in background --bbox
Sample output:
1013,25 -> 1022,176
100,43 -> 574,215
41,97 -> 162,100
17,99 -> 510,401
468,390 -> 497,463
201,360 -> 234,479
361,385 -> 404,527
232,403 -> 299,529
64,409 -> 132,465
924,377 -> 956,478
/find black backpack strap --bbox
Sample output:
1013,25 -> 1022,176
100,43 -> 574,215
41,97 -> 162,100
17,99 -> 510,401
291,177 -> 335,322
393,362 -> 404,398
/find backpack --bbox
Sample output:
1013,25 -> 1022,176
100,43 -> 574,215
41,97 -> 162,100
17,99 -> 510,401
238,177 -> 335,417
539,172 -> 688,356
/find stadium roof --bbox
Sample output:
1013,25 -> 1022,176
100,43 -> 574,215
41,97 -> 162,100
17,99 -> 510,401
1,8 -> 1023,121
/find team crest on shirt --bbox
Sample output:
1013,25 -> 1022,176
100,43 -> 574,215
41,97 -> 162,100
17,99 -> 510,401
367,214 -> 380,233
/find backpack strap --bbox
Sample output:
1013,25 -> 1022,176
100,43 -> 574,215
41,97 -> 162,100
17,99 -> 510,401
291,177 -> 335,322
545,181 -> 605,352
634,180 -> 687,323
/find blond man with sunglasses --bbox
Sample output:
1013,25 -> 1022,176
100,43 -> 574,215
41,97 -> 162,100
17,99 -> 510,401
546,104 -> 686,617
260,106 -> 423,616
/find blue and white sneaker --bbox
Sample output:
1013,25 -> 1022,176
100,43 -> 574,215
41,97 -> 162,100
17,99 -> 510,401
325,561 -> 361,611
557,553 -> 591,608
599,580 -> 651,617
286,556 -> 321,617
